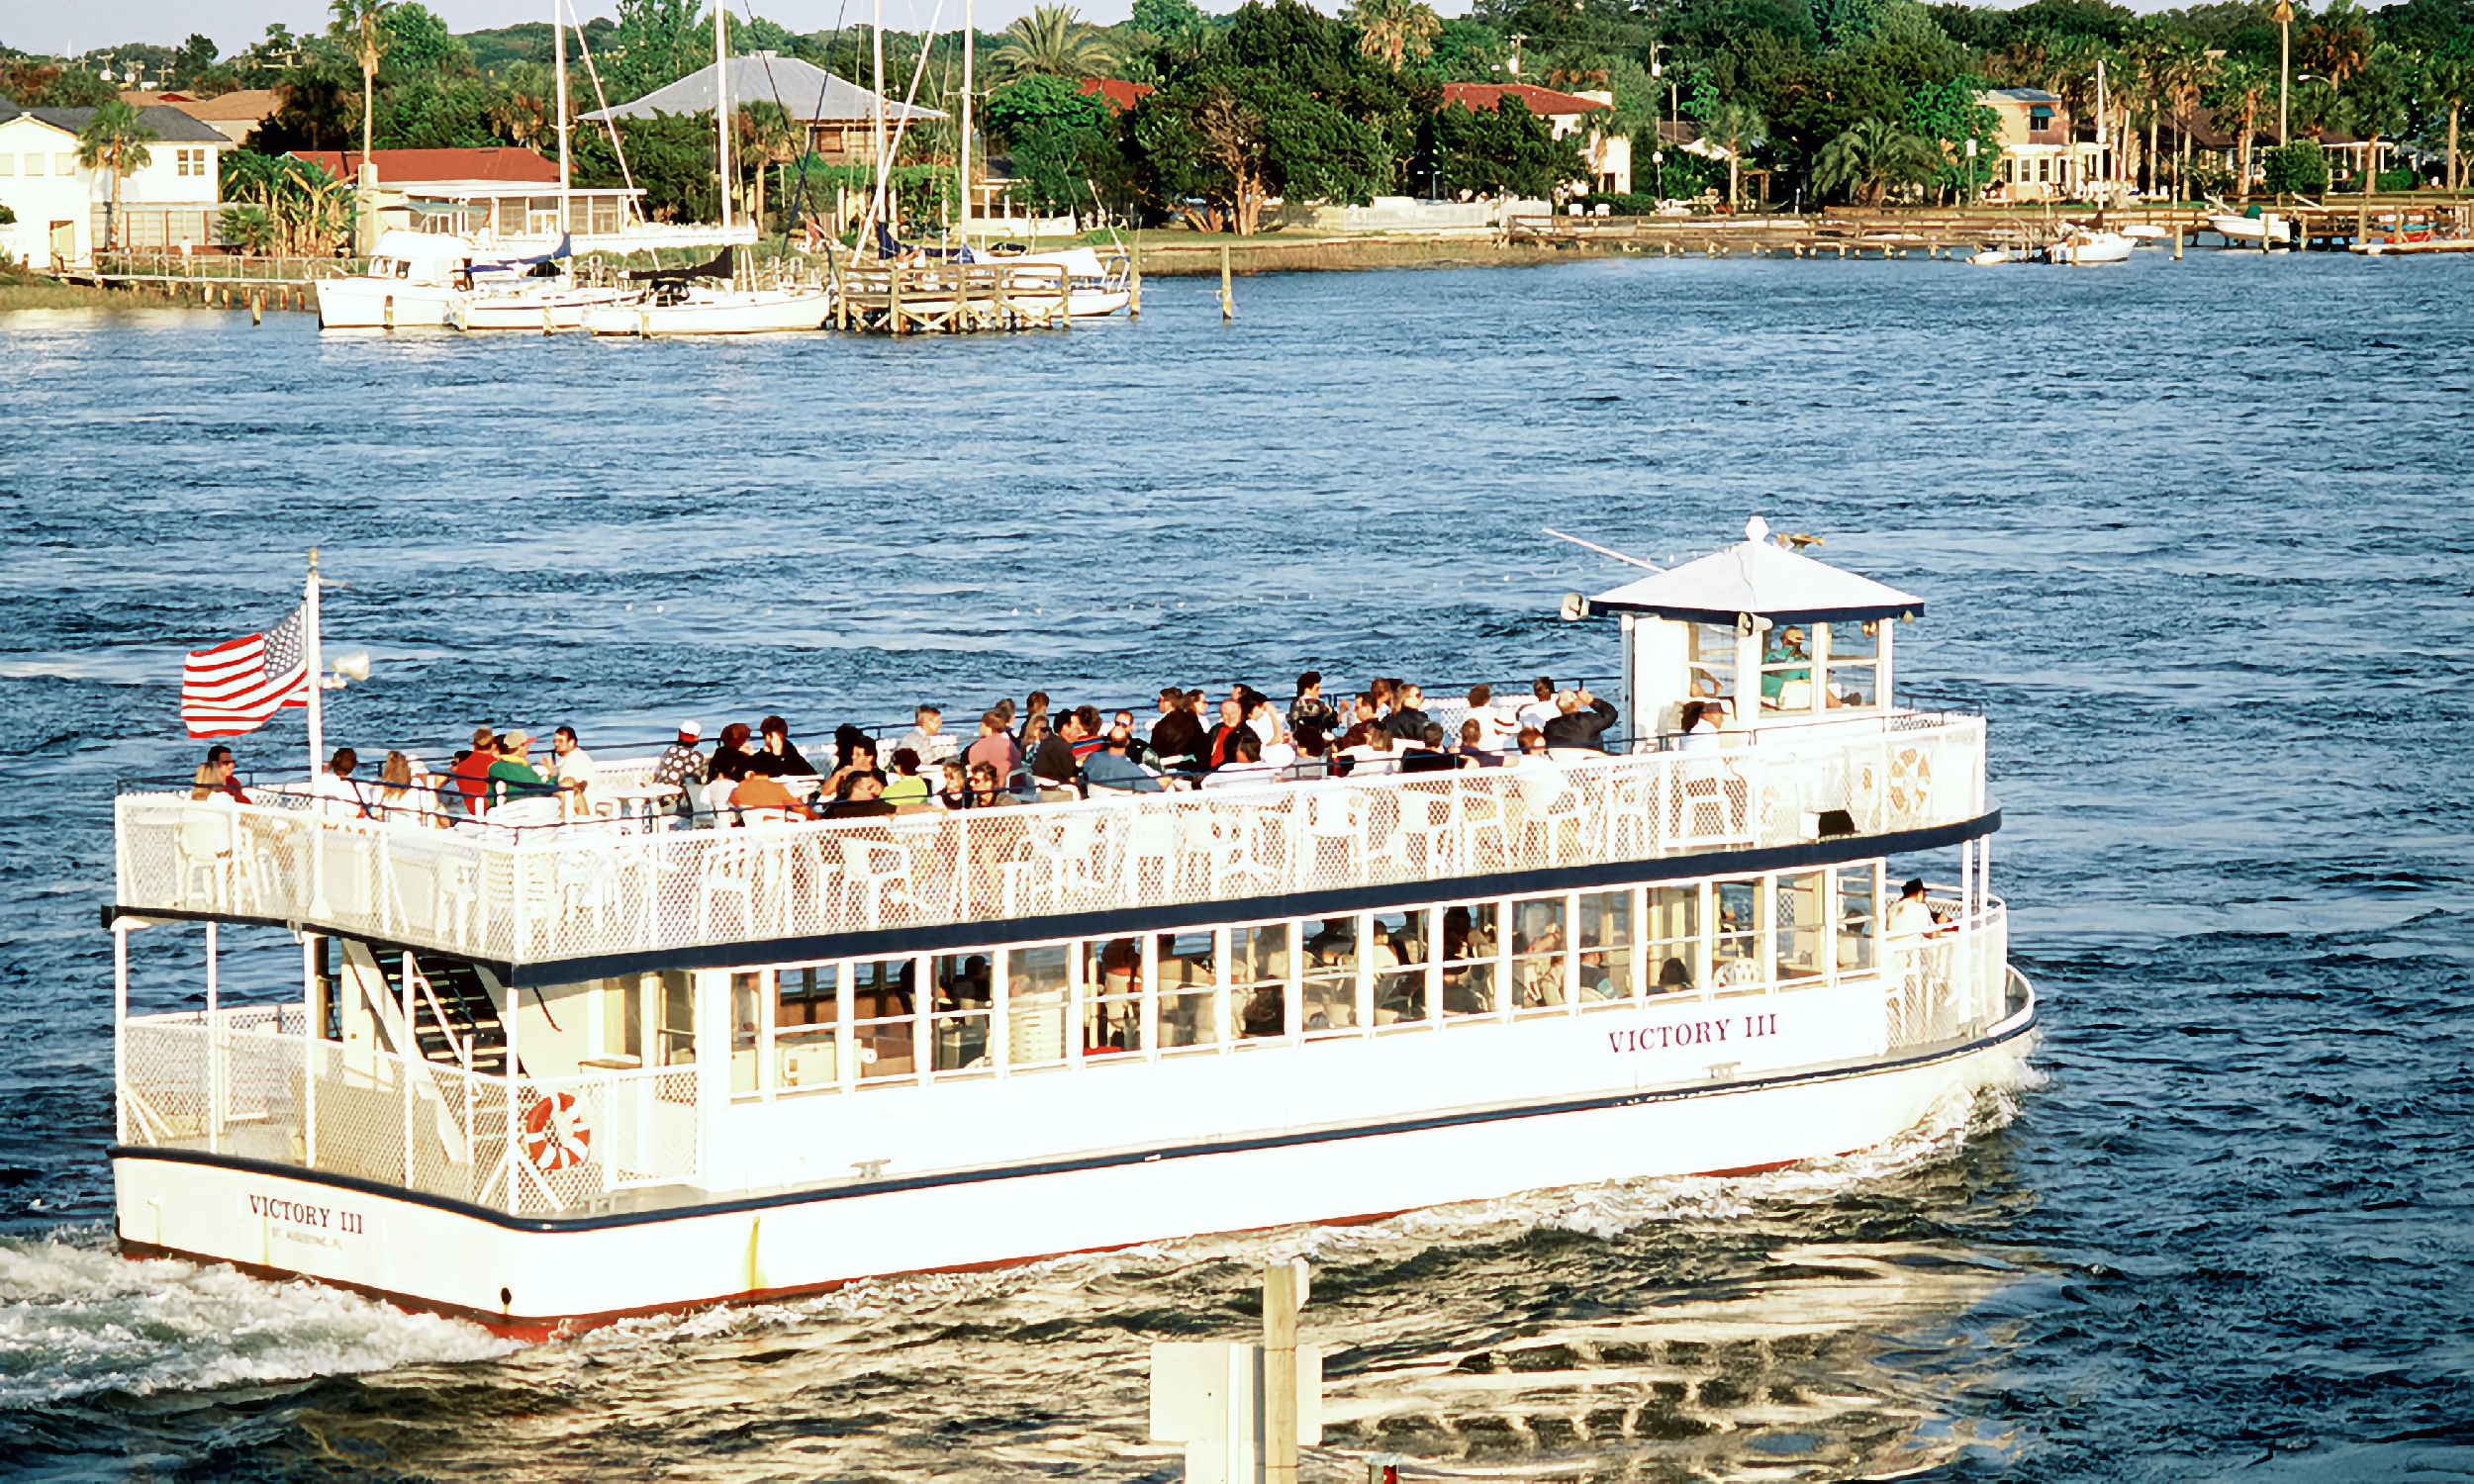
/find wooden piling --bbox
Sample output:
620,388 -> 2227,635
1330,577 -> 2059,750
1264,1262 -> 1302,1484
1219,243 -> 1233,322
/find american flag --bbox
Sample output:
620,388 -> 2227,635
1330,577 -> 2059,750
181,604 -> 312,738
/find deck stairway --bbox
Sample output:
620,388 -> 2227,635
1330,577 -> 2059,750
379,954 -> 509,1075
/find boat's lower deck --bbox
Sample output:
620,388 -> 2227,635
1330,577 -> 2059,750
114,982 -> 2035,1333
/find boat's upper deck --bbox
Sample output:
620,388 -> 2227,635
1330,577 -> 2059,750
115,706 -> 1988,976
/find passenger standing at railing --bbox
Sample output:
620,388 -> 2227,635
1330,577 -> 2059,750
1465,686 -> 1518,751
897,705 -> 955,766
1517,677 -> 1561,733
376,751 -> 422,820
1148,689 -> 1198,768
1384,684 -> 1433,744
452,728 -> 498,816
1287,672 -> 1337,739
1542,690 -> 1619,752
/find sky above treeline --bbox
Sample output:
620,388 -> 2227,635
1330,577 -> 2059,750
7,0 -> 2191,64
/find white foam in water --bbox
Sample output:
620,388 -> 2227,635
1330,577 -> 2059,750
0,1226 -> 518,1406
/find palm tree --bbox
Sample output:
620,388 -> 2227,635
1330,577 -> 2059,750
1344,0 -> 1443,72
489,61 -> 555,149
328,0 -> 396,165
1696,101 -> 1764,210
77,102 -> 158,252
2432,47 -> 2473,190
1812,117 -> 1940,207
992,5 -> 1119,83
2204,58 -> 2273,201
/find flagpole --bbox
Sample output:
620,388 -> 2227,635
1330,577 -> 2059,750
304,547 -> 327,921
305,547 -> 324,782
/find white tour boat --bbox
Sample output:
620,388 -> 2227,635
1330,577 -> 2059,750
106,519 -> 2034,1334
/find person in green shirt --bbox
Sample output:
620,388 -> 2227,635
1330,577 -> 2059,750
485,730 -> 554,809
1760,625 -> 1813,703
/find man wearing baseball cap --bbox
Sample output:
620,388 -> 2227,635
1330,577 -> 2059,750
652,721 -> 707,817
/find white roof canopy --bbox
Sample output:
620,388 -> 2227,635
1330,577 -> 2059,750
1587,516 -> 1925,624
580,53 -> 946,124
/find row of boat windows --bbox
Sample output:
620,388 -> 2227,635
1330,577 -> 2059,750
582,864 -> 1886,1100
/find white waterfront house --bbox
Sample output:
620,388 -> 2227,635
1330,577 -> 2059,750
106,520 -> 2032,1334
0,100 -> 229,269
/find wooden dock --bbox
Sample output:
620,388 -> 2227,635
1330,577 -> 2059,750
832,260 -> 1077,333
1509,198 -> 2474,259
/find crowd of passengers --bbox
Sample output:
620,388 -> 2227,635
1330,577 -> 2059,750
189,672 -> 1640,827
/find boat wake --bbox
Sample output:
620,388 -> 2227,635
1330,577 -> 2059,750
0,1224 -> 517,1408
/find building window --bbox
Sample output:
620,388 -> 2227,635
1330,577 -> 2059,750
0,153 -> 12,176
56,153 -> 75,176
25,153 -> 44,177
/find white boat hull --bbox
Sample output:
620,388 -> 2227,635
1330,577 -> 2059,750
315,278 -> 458,330
2209,213 -> 2292,244
2048,232 -> 2135,264
580,289 -> 830,336
452,287 -> 627,332
112,990 -> 2035,1335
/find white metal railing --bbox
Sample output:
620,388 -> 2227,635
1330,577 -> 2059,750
118,1009 -> 698,1216
116,716 -> 1984,966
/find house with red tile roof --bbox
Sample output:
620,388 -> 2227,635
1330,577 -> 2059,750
1441,82 -> 1629,196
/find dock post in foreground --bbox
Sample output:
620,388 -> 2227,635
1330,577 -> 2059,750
1221,243 -> 1234,321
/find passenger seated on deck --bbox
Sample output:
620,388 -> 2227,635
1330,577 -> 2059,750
748,715 -> 812,777
1510,726 -> 1552,767
453,727 -> 498,816
195,745 -> 250,804
1400,721 -> 1455,774
966,710 -> 1022,789
487,732 -> 556,810
937,759 -> 973,810
1338,693 -> 1383,751
1084,733 -> 1167,793
729,771 -> 801,823
706,722 -> 757,784
1149,688 -> 1203,769
966,762 -> 1020,808
1340,724 -> 1400,777
1202,729 -> 1280,789
825,737 -> 886,798
1385,684 -> 1432,743
1203,696 -> 1249,770
651,721 -> 706,804
882,748 -> 933,809
1455,718 -> 1497,769
1032,711 -> 1090,800
313,748 -> 371,819
1659,956 -> 1694,991
821,773 -> 896,819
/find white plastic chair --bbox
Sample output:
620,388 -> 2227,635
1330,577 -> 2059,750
696,836 -> 758,936
840,834 -> 922,929
178,803 -> 241,910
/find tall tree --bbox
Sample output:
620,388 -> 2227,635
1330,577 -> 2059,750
2432,43 -> 2473,190
1344,0 -> 1445,72
77,102 -> 158,251
607,0 -> 712,103
329,0 -> 397,162
1696,99 -> 1765,208
2203,56 -> 2272,200
994,5 -> 1121,82
1811,115 -> 1939,203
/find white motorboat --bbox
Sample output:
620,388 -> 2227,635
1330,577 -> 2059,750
985,244 -> 1132,317
105,517 -> 2035,1333
1967,247 -> 2014,266
2043,229 -> 2135,265
314,231 -> 482,329
2119,224 -> 2169,241
2208,212 -> 2292,245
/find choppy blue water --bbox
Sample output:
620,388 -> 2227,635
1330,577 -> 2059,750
2,249 -> 2470,1480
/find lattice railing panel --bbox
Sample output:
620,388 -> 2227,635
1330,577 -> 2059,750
118,718 -> 1986,968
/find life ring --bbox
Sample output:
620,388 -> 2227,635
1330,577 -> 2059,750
522,1091 -> 592,1172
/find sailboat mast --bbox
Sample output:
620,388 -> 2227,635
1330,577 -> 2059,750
715,0 -> 733,232
959,0 -> 972,242
554,0 -> 570,196
872,0 -> 887,230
